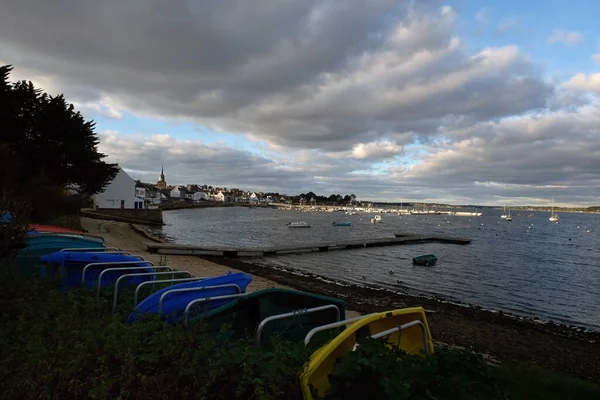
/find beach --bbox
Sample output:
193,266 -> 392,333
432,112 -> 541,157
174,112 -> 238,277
81,216 -> 600,383
80,217 -> 291,292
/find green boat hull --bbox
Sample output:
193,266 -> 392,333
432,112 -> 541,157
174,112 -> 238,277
412,254 -> 438,266
17,234 -> 105,276
191,288 -> 346,344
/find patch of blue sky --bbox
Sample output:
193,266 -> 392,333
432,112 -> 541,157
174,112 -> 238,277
91,110 -> 269,156
448,0 -> 600,77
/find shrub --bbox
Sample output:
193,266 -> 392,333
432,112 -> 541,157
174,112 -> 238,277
0,268 -> 307,399
0,189 -> 30,261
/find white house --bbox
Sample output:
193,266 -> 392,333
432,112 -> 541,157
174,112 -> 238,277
170,186 -> 181,198
94,167 -> 144,209
214,191 -> 225,202
249,192 -> 259,204
192,191 -> 208,202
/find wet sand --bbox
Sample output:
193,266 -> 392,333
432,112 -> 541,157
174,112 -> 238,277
81,217 -> 600,382
80,217 -> 291,292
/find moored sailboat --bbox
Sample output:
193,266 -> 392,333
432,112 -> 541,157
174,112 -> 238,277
549,198 -> 559,222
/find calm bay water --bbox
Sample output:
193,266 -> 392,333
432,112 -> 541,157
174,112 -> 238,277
159,207 -> 600,330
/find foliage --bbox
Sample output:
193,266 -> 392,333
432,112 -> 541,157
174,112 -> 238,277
0,268 -> 307,400
320,339 -> 599,400
2,262 -> 599,399
292,192 -> 358,205
0,189 -> 30,260
0,64 -> 118,203
320,339 -> 507,400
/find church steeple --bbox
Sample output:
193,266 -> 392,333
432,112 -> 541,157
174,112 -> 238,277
156,165 -> 167,189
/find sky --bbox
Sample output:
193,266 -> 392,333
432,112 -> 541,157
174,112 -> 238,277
1,0 -> 600,206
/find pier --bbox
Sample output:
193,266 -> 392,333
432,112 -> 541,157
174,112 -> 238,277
145,234 -> 471,257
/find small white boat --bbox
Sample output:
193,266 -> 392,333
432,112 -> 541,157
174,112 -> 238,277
370,215 -> 382,224
288,221 -> 311,228
549,198 -> 559,222
501,202 -> 507,219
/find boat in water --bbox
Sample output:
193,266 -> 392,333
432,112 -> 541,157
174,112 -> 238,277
288,221 -> 311,228
187,288 -> 346,344
332,221 -> 352,227
301,307 -> 434,399
370,215 -> 382,224
127,272 -> 253,324
500,202 -> 508,219
412,254 -> 438,266
549,198 -> 559,222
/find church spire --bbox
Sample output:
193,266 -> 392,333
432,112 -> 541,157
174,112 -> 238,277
156,165 -> 167,189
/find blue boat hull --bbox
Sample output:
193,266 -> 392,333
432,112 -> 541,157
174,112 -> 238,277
41,251 -> 153,288
17,234 -> 106,276
127,272 -> 253,324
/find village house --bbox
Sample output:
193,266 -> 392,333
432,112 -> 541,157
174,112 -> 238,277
192,191 -> 209,202
135,181 -> 167,209
214,190 -> 234,203
170,186 -> 181,199
94,166 -> 144,209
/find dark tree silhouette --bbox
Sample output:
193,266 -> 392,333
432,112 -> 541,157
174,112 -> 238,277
0,65 -> 118,196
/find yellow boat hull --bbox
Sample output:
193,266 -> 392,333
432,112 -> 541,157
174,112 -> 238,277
301,307 -> 434,399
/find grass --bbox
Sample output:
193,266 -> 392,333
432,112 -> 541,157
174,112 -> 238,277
1,260 -> 599,400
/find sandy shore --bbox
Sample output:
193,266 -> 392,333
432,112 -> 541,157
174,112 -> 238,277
81,217 -> 600,382
80,217 -> 291,292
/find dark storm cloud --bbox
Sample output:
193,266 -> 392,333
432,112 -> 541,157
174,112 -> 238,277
1,0 -> 599,204
0,0 -> 551,151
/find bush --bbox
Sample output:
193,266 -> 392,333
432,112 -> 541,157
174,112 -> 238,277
0,268 -> 307,399
320,339 -> 507,400
0,189 -> 30,260
320,337 -> 600,400
2,262 -> 599,399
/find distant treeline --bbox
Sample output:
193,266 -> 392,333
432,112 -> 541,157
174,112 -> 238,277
291,192 -> 358,204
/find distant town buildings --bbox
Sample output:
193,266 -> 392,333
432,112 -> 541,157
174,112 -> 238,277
96,166 -> 356,210
121,166 -> 280,207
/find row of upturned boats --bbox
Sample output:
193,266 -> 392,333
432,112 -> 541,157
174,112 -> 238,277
13,223 -> 435,399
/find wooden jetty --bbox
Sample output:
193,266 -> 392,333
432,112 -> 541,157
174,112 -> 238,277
145,234 -> 471,257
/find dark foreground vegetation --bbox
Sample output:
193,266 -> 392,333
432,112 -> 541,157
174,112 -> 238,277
1,260 -> 599,400
2,64 -> 599,399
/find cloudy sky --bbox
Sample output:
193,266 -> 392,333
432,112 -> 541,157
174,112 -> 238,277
2,0 -> 600,206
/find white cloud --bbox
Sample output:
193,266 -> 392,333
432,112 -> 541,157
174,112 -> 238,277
351,141 -> 402,159
564,73 -> 600,93
547,30 -> 583,45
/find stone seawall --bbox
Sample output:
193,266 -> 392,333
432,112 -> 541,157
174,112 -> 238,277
85,208 -> 163,225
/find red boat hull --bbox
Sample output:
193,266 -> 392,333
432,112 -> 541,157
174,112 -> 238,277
29,224 -> 84,234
